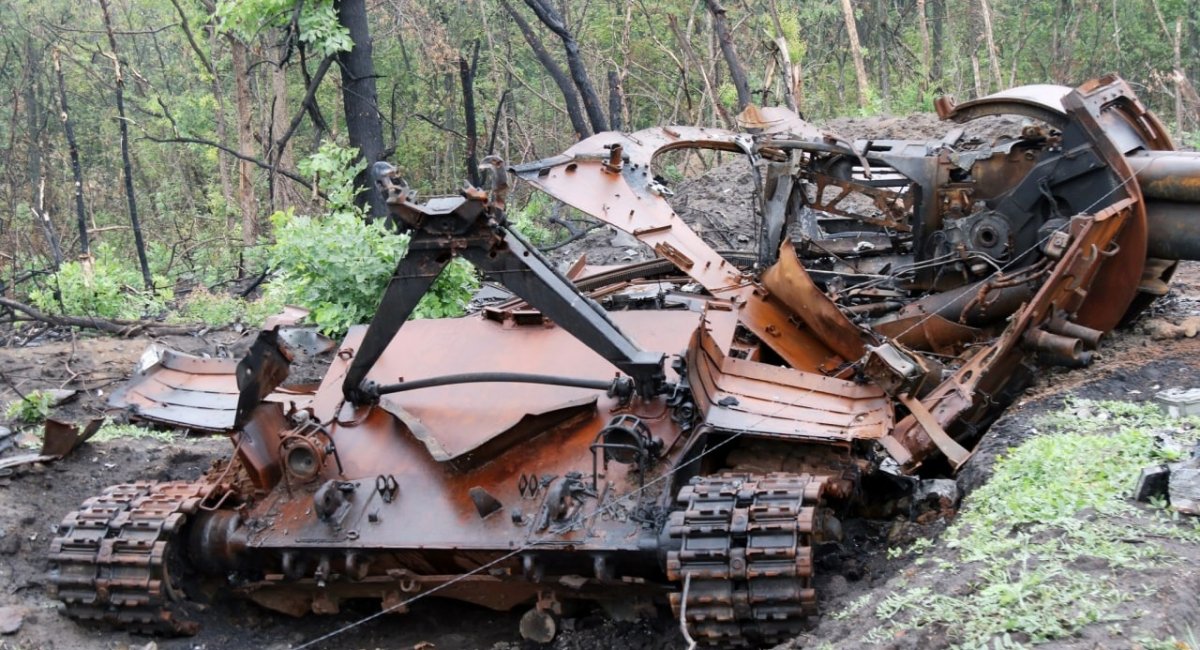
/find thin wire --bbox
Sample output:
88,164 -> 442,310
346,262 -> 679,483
886,156 -> 1153,344
293,382 -> 826,649
294,151 -> 1156,650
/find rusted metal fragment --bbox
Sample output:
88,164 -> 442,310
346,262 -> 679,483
41,418 -> 103,458
760,243 -> 867,362
337,309 -> 734,466
687,322 -> 891,441
109,347 -> 313,432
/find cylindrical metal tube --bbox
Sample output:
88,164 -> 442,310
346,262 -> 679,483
1146,200 -> 1200,261
1044,316 -> 1103,350
1132,151 -> 1200,203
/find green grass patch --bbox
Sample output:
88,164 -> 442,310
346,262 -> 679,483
90,421 -> 178,443
851,399 -> 1200,648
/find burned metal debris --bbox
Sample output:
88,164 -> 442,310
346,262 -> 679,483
47,76 -> 1200,648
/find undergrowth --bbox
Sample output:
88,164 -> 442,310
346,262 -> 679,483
3,390 -> 56,424
89,421 -> 176,443
850,399 -> 1200,648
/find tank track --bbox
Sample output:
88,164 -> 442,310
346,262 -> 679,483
47,481 -> 212,635
666,472 -> 827,648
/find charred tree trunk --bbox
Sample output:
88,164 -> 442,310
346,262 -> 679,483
52,49 -> 87,257
839,0 -> 871,109
99,0 -> 151,289
607,70 -> 623,132
874,0 -> 889,105
460,41 -> 480,187
523,0 -> 609,133
334,0 -> 388,221
501,0 -> 589,139
705,0 -> 752,112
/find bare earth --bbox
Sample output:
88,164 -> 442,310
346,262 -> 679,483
3,113 -> 1200,649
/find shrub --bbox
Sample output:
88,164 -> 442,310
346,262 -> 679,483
174,287 -> 284,328
27,244 -> 172,320
4,390 -> 55,424
264,141 -> 480,337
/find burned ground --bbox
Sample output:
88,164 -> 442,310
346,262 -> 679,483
4,113 -> 1200,649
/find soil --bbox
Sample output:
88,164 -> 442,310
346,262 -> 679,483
4,112 -> 1200,649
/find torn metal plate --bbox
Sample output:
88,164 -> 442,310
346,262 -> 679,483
109,347 -> 315,432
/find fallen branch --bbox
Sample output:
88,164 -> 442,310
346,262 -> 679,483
0,297 -> 204,337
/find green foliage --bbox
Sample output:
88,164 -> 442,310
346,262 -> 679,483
173,287 -> 284,327
91,420 -> 176,443
298,140 -> 367,211
849,400 -> 1200,647
27,245 -> 173,320
4,390 -> 56,424
265,141 -> 479,337
215,0 -> 351,56
509,193 -> 556,246
266,209 -> 478,337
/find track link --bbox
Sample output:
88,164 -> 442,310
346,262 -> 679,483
667,472 -> 827,648
47,481 -> 212,635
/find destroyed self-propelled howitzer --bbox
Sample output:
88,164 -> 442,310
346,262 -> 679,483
47,76 -> 1200,647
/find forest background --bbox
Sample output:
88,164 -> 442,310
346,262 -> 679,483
1,0 -> 1197,334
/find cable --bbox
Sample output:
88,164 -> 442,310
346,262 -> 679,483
292,381 -> 828,649
294,148 -> 1157,650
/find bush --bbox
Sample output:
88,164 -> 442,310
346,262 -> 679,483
174,287 -> 284,328
27,244 -> 172,320
266,209 -> 478,337
4,390 -> 55,424
264,141 -> 480,337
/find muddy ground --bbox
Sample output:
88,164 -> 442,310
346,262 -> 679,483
3,112 -> 1200,649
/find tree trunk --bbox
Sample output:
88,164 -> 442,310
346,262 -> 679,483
705,0 -> 752,111
52,49 -> 88,257
460,41 -> 480,187
978,0 -> 1003,92
334,0 -> 388,221
228,37 -> 259,247
839,0 -> 871,110
667,14 -> 733,128
607,70 -> 624,132
98,0 -> 151,290
917,0 -> 931,90
874,0 -> 889,105
523,0 -> 610,133
500,0 -> 590,139
931,0 -> 944,81
270,41 -> 298,212
23,37 -> 62,270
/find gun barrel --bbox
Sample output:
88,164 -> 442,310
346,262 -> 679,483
1132,151 -> 1200,203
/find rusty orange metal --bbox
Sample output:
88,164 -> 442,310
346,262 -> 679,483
50,75 -> 1200,649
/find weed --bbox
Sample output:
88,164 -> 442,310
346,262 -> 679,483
4,390 -> 56,424
862,400 -> 1199,648
90,421 -> 176,443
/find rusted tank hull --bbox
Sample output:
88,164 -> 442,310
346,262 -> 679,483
49,75 -> 1200,649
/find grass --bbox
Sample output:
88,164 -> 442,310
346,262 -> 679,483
842,399 -> 1200,648
90,421 -> 178,443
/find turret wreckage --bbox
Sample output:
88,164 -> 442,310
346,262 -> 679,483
48,76 -> 1200,648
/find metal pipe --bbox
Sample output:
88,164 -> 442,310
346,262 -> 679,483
1044,316 -> 1103,350
1132,151 -> 1200,203
1023,328 -> 1093,367
372,372 -> 614,396
1145,200 -> 1200,261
